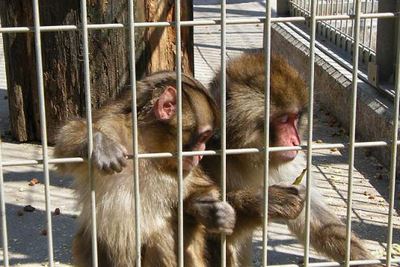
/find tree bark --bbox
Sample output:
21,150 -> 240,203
0,0 -> 193,143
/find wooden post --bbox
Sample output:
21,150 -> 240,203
0,0 -> 193,143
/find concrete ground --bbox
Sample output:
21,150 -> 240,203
0,0 -> 399,266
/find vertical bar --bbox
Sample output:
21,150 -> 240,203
220,0 -> 227,265
0,138 -> 9,267
344,1 -> 362,266
32,1 -> 54,266
350,0 -> 356,37
385,5 -> 400,265
329,0 -> 334,32
174,0 -> 184,265
368,0 -> 375,48
340,0 -> 345,33
127,0 -> 141,266
362,0 -> 368,44
80,0 -> 98,266
345,0 -> 350,35
262,0 -> 272,266
304,0 -> 317,266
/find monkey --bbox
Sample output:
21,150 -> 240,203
54,71 -> 307,267
202,51 -> 378,267
54,71 -> 237,267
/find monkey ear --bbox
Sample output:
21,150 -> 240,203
154,86 -> 177,121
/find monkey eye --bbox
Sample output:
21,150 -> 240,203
278,115 -> 289,123
197,130 -> 213,143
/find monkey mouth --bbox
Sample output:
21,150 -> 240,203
276,151 -> 298,162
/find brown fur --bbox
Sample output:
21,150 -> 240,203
203,51 -> 377,266
54,71 -> 234,267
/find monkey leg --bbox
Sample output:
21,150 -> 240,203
286,188 -> 377,266
142,226 -> 178,267
72,228 -> 112,267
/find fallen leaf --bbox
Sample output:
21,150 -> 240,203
293,169 -> 307,185
23,205 -> 35,212
54,208 -> 61,216
29,178 -> 40,186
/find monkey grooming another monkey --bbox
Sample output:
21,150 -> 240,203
203,51 -> 377,267
55,72 -> 237,267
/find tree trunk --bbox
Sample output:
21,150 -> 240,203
0,0 -> 193,143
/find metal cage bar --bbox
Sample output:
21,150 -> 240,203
0,139 -> 9,266
219,0 -> 228,265
2,140 -> 400,167
0,13 -> 397,34
79,0 -> 98,266
127,0 -> 141,266
174,0 -> 184,265
385,6 -> 400,266
262,0 -> 272,265
304,0 -> 317,265
344,1 -> 362,266
0,1 -> 399,267
32,0 -> 54,266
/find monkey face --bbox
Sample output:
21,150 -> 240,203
270,112 -> 302,163
148,80 -> 218,174
182,127 -> 213,171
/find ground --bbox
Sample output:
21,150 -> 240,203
0,0 -> 399,266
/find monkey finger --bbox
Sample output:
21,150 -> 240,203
117,155 -> 127,168
101,163 -> 115,175
110,161 -> 123,173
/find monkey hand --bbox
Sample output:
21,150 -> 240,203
191,198 -> 236,235
92,131 -> 128,174
267,183 -> 306,220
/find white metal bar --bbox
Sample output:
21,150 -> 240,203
174,0 -> 184,265
345,0 -> 362,266
262,0 -> 272,265
345,0 -> 350,35
368,0 -> 376,48
340,0 -> 345,32
304,0 -> 317,265
385,4 -> 400,265
127,0 -> 141,266
267,257 -> 400,267
0,13 -> 397,34
361,0 -> 368,44
3,140 -> 400,167
0,139 -> 9,266
220,0 -> 227,264
31,0 -> 54,266
79,0 -> 98,266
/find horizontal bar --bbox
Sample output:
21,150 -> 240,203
268,257 -> 400,267
315,13 -> 397,21
1,140 -> 399,167
0,13 -> 397,34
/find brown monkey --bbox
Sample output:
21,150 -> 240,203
54,72 -> 236,267
203,51 -> 377,266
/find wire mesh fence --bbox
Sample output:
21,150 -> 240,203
289,0 -> 379,64
0,0 -> 399,266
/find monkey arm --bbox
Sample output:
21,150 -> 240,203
54,114 -> 129,175
183,169 -> 236,235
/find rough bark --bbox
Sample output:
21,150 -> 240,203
0,0 -> 193,143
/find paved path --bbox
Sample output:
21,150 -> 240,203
0,1 -> 399,266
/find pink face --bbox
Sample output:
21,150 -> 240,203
183,126 -> 213,171
271,113 -> 301,162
